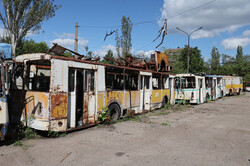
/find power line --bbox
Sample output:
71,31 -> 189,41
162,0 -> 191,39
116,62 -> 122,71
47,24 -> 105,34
82,0 -> 217,50
167,0 -> 217,20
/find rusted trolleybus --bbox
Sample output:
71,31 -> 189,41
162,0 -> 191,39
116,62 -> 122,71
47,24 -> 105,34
204,75 -> 226,100
9,51 -> 175,132
224,76 -> 243,95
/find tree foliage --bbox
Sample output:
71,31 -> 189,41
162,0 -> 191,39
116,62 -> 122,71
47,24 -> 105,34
101,50 -> 115,65
0,0 -> 60,56
20,39 -> 49,55
115,16 -> 133,59
180,46 -> 205,73
209,45 -> 250,81
210,46 -> 220,73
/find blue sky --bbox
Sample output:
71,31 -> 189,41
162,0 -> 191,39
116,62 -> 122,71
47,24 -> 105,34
17,0 -> 250,61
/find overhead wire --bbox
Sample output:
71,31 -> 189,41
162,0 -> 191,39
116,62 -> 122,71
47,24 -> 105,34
140,0 -> 217,49
81,0 -> 217,50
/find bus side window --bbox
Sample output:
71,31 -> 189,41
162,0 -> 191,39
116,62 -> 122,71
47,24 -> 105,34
145,76 -> 150,89
152,74 -> 161,90
68,69 -> 75,92
90,71 -> 95,91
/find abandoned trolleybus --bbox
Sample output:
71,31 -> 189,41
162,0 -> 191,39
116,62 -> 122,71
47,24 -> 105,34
175,73 -> 206,104
9,51 -> 175,132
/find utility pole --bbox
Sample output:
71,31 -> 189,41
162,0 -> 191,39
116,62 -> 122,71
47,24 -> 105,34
74,22 -> 79,53
176,26 -> 203,73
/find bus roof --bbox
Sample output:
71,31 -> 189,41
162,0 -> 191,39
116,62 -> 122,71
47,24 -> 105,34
14,53 -> 176,76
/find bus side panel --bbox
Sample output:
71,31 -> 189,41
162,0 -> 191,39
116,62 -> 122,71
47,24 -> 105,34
0,97 -> 8,140
97,92 -> 105,112
25,91 -> 50,131
50,93 -> 68,131
105,91 -> 124,108
124,91 -> 140,109
152,89 -> 162,104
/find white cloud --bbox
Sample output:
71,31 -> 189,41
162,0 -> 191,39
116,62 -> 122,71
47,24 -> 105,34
50,32 -> 88,50
160,0 -> 250,39
54,32 -> 75,39
221,37 -> 250,49
243,30 -> 250,37
93,44 -> 117,57
135,50 -> 155,58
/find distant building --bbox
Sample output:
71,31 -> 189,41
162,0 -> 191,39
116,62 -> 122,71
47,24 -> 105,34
164,47 -> 184,63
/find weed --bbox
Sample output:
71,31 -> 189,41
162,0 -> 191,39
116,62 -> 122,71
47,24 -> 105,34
164,102 -> 171,110
98,106 -> 110,124
47,130 -> 59,138
14,140 -> 23,146
24,127 -> 37,139
59,132 -> 67,137
23,145 -> 28,150
162,120 -> 170,126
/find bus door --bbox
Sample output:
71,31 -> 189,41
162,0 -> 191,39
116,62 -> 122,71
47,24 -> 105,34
169,77 -> 174,104
140,73 -> 151,112
68,69 -> 96,128
83,70 -> 96,125
198,78 -> 203,103
68,68 -> 83,128
213,78 -> 217,98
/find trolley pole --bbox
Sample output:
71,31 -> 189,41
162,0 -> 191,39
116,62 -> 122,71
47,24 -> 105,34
176,26 -> 203,73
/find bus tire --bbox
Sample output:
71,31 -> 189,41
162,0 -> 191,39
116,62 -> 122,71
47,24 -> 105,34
108,104 -> 121,121
162,96 -> 168,108
237,89 -> 241,95
229,89 -> 233,96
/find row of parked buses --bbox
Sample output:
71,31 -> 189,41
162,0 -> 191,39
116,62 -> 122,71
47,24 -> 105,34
175,74 -> 243,104
0,46 -> 244,140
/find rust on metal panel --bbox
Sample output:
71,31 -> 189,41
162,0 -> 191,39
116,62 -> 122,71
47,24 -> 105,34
83,94 -> 89,124
50,55 -> 174,75
50,93 -> 68,119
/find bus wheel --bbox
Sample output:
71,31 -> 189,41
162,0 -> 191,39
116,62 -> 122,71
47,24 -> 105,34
206,93 -> 210,102
229,89 -> 233,96
109,104 -> 121,121
237,89 -> 241,95
162,96 -> 168,108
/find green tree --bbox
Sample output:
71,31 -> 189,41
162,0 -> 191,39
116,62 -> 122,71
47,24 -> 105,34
101,50 -> 115,65
115,16 -> 133,59
180,46 -> 205,73
0,0 -> 60,56
115,30 -> 121,59
236,45 -> 243,63
164,48 -> 185,74
210,47 -> 220,73
20,39 -> 49,55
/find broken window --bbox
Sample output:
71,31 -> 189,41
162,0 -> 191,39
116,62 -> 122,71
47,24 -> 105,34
162,75 -> 169,89
26,61 -> 51,92
105,67 -> 124,91
68,69 -> 75,92
152,74 -> 161,89
175,76 -> 195,89
84,70 -> 95,91
205,77 -> 212,88
125,70 -> 138,90
140,76 -> 150,90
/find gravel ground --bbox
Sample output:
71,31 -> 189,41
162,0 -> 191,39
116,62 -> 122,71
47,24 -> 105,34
1,93 -> 250,166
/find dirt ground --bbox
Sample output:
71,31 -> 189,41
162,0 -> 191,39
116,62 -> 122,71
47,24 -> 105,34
1,93 -> 250,166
